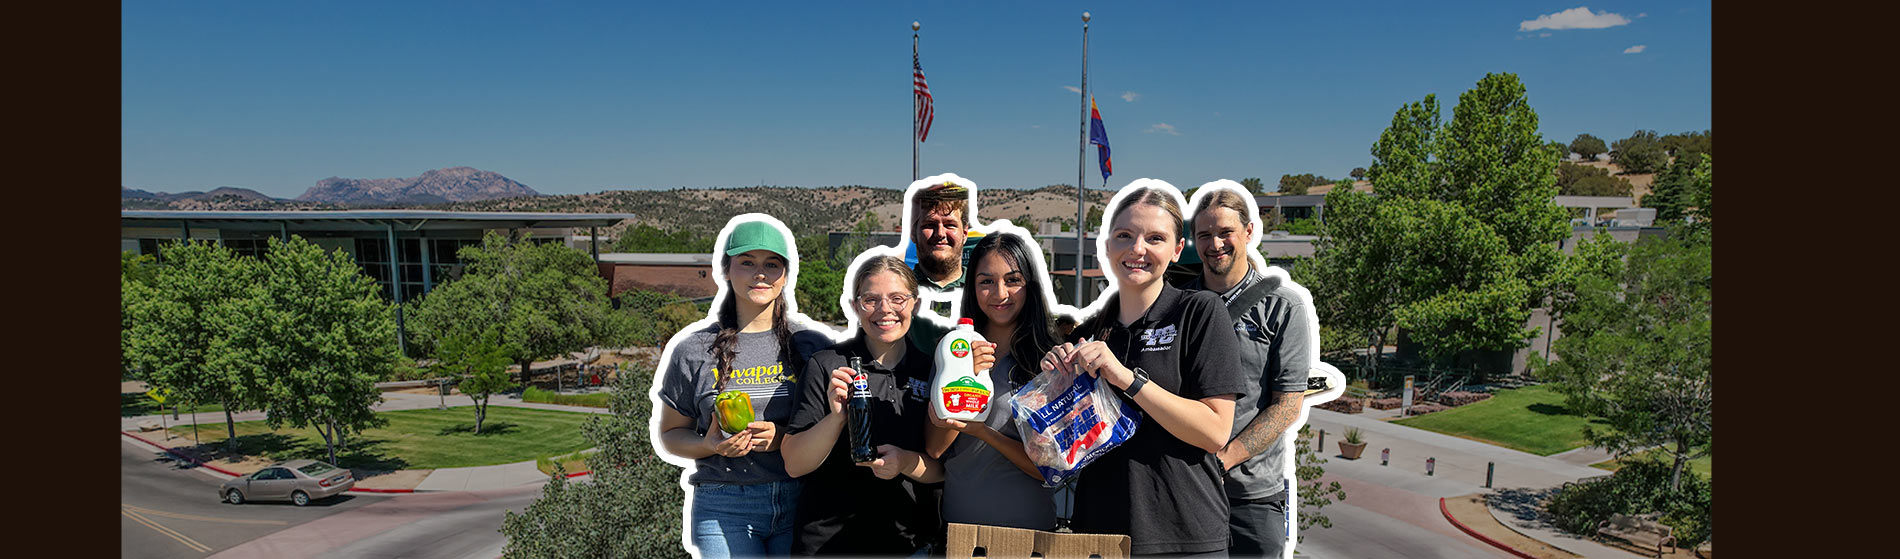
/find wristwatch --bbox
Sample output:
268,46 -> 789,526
1124,367 -> 1151,398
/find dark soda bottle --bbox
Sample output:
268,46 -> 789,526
846,356 -> 876,463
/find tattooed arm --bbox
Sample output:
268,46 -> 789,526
1216,390 -> 1305,470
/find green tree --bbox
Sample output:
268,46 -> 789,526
225,236 -> 399,466
614,224 -> 714,253
1642,152 -> 1708,222
1239,177 -> 1267,196
1569,133 -> 1607,161
794,257 -> 847,324
432,328 -> 514,435
1536,232 -> 1711,491
1316,72 -> 1566,378
1293,425 -> 1345,540
1349,167 -> 1367,181
502,359 -> 688,559
121,250 -> 160,378
617,288 -> 705,348
410,232 -> 630,384
1659,129 -> 1711,160
121,241 -> 266,453
121,250 -> 159,286
1085,204 -> 1104,231
1557,161 -> 1633,196
1277,173 -> 1332,195
1610,130 -> 1668,174
1684,155 -> 1713,242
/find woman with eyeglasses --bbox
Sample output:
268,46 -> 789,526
1041,183 -> 1248,557
923,230 -> 1060,531
653,217 -> 837,559
781,253 -> 991,557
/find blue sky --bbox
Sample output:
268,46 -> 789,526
122,1 -> 1711,198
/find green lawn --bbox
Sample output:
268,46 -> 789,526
1592,447 -> 1713,479
1392,385 -> 1608,456
122,392 -> 226,417
167,406 -> 596,470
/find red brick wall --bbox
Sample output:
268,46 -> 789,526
602,263 -> 718,299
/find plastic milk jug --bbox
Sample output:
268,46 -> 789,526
933,318 -> 994,422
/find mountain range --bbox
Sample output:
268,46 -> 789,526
296,167 -> 540,205
123,167 -> 542,210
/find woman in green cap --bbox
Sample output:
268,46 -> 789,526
654,214 -> 835,559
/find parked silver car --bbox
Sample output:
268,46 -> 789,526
220,459 -> 354,506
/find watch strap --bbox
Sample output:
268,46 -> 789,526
1125,367 -> 1149,397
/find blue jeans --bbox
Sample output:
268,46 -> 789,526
692,480 -> 801,559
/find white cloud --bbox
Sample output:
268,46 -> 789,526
1637,12 -> 1648,18
1623,44 -> 1646,54
1144,123 -> 1181,136
1121,91 -> 1141,103
1540,32 -> 1552,38
1031,125 -> 1042,129
1063,85 -> 1082,94
1519,7 -> 1631,31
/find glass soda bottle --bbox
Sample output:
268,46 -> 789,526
846,356 -> 876,463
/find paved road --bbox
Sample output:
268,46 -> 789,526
302,486 -> 542,559
125,434 -> 546,559
121,437 -> 388,559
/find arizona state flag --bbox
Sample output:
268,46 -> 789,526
1089,97 -> 1111,181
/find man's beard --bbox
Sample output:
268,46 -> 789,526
919,249 -> 960,280
1204,250 -> 1236,277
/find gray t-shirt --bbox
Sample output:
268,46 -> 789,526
1187,267 -> 1314,500
658,324 -> 835,485
940,354 -> 1057,530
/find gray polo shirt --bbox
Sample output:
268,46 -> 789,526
940,354 -> 1057,530
1186,266 -> 1314,500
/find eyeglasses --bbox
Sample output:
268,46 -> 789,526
855,293 -> 914,311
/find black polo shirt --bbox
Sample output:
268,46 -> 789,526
787,336 -> 939,556
1067,284 -> 1249,555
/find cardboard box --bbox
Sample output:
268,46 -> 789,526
946,523 -> 1131,559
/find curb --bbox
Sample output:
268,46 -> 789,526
122,430 -> 421,495
1440,497 -> 1541,559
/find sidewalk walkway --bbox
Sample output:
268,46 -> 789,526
1303,409 -> 1650,559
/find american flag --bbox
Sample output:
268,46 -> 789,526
914,52 -> 933,143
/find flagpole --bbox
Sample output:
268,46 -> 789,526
913,21 -> 921,183
1075,11 -> 1090,307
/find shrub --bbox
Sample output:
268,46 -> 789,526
1436,391 -> 1492,407
1545,459 -> 1713,547
1317,398 -> 1364,414
1368,398 -> 1403,410
521,386 -> 612,408
1404,403 -> 1448,416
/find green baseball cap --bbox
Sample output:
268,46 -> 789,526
723,220 -> 792,260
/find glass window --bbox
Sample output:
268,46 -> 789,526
401,238 -> 422,262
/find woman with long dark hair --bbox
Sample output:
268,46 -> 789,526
654,217 -> 833,559
923,230 -> 1060,530
1041,183 -> 1249,557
